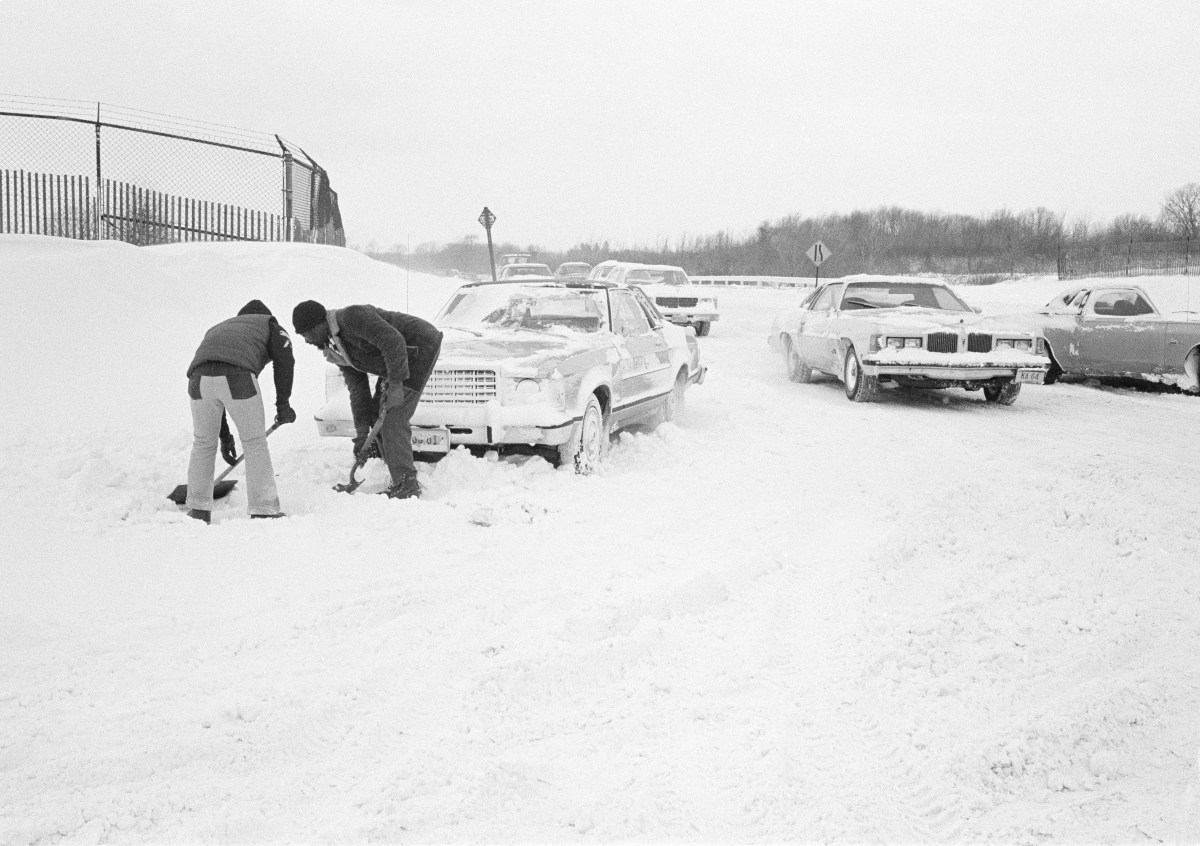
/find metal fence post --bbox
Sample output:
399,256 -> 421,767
94,103 -> 102,239
277,136 -> 294,242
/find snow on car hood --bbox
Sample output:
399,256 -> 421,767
849,306 -> 1033,334
637,283 -> 710,298
435,326 -> 611,376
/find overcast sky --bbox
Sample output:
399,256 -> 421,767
3,0 -> 1198,252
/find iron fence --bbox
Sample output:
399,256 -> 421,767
1058,237 -> 1192,280
0,94 -> 343,246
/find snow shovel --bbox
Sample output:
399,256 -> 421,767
167,422 -> 281,505
334,405 -> 389,494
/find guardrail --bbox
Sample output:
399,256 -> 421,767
691,275 -> 817,289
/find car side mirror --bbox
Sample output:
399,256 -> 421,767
972,306 -> 982,314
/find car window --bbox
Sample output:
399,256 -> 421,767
630,286 -> 664,328
839,282 -> 970,312
610,290 -> 651,337
1090,290 -> 1154,317
810,286 -> 836,312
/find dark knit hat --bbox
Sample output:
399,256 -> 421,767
238,299 -> 272,316
292,300 -> 327,334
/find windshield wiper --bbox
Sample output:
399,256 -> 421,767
444,326 -> 483,337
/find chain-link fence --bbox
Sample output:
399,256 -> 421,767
0,94 -> 343,246
1058,238 -> 1193,280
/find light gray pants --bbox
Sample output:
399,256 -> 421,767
186,370 -> 281,515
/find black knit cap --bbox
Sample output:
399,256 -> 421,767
292,300 -> 327,334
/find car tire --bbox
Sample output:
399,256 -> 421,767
1044,345 -> 1063,385
662,370 -> 687,423
785,337 -> 814,383
694,322 -> 710,337
558,395 -> 607,475
843,345 -> 878,402
983,382 -> 1022,405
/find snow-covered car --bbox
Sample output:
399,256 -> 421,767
1012,281 -> 1200,392
497,262 -> 554,280
596,262 -> 719,336
315,279 -> 707,472
767,275 -> 1050,404
554,261 -> 592,280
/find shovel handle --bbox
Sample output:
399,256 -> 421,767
214,421 -> 282,484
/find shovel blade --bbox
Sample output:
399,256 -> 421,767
166,480 -> 238,505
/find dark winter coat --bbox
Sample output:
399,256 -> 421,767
329,304 -> 443,433
187,299 -> 295,406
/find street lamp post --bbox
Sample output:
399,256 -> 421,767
478,207 -> 497,282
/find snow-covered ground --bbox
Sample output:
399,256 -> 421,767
3,235 -> 1199,844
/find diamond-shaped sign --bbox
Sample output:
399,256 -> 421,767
806,241 -> 831,266
478,207 -> 496,229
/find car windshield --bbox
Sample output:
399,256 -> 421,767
437,284 -> 609,333
500,264 -> 552,278
626,268 -> 689,286
839,282 -> 970,312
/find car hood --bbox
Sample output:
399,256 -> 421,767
638,283 -> 709,297
435,327 -> 612,376
850,307 -> 1033,334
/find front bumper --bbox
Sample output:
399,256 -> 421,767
315,399 -> 580,447
663,311 -> 720,325
862,362 -> 1049,382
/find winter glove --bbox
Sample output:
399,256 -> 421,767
275,403 -> 297,425
352,432 -> 380,462
219,414 -> 238,466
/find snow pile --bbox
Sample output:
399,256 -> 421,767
2,238 -> 1200,843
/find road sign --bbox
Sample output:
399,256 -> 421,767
806,241 -> 831,267
478,207 -> 496,230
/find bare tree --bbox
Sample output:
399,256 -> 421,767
1160,183 -> 1200,238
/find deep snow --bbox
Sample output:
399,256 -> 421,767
2,236 -> 1200,844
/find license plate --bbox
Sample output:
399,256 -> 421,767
1016,368 -> 1045,385
412,427 -> 450,453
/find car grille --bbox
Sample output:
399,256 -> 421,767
422,369 -> 497,403
926,332 -> 959,353
967,332 -> 993,353
656,297 -> 699,308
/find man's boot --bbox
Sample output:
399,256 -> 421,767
381,474 -> 421,500
187,509 -> 211,524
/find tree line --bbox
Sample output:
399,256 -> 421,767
366,183 -> 1200,280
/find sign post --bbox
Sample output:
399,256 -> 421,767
478,207 -> 498,281
806,240 -> 831,285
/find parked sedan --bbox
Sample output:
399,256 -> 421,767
597,262 -> 720,336
315,280 -> 707,472
1019,281 -> 1200,392
497,263 -> 554,280
554,261 -> 593,280
768,276 -> 1050,404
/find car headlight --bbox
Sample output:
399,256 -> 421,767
995,338 -> 1032,351
700,298 -> 717,308
886,337 -> 923,349
501,377 -> 566,409
1036,337 -> 1047,355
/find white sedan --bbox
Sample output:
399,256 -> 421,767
316,279 -> 706,472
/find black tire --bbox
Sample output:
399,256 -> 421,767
784,337 -> 814,383
843,346 -> 878,402
662,370 -> 687,423
557,395 -> 607,474
983,382 -> 1022,405
1044,344 -> 1063,385
694,321 -> 710,337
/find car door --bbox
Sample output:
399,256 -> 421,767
608,288 -> 672,424
798,284 -> 838,372
1078,288 -> 1164,374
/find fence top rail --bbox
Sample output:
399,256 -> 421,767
0,94 -> 285,156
